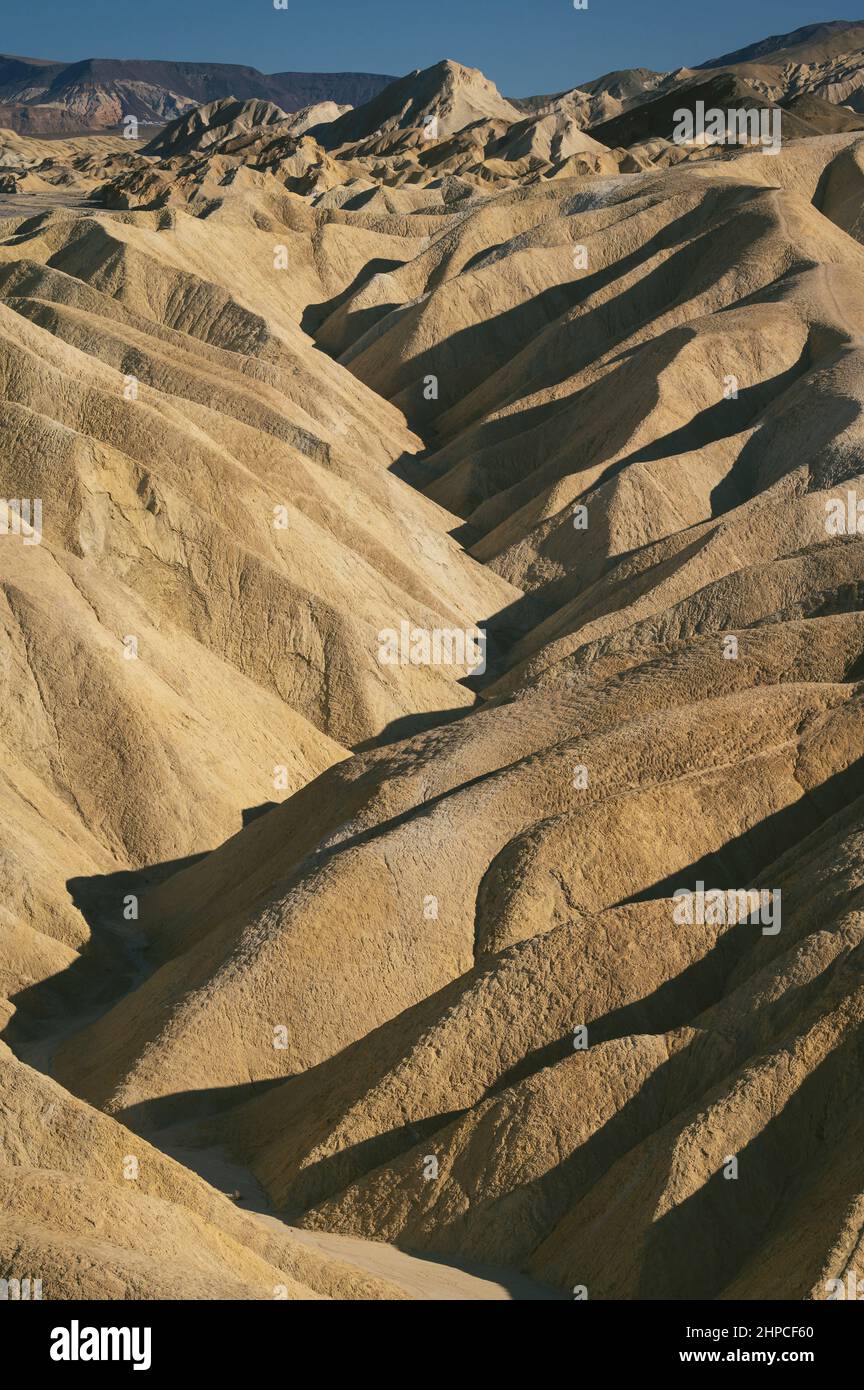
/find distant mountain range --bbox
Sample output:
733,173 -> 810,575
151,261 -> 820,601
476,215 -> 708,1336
4,19 -> 864,137
0,54 -> 395,133
695,18 -> 864,68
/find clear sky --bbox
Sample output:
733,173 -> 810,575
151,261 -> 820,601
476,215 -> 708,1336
1,1 -> 850,96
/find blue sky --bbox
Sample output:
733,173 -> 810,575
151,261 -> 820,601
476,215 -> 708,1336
2,1 -> 849,95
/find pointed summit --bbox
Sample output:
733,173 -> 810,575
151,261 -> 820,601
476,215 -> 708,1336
312,58 -> 521,148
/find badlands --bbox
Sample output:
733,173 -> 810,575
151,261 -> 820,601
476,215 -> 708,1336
1,20 -> 864,1301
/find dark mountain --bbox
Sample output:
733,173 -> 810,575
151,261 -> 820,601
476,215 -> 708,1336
512,24 -> 864,123
0,54 -> 395,133
781,91 -> 864,131
589,72 -> 819,150
696,19 -> 864,69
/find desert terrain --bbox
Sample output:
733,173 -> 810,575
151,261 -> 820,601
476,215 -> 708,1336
1,19 -> 863,1301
